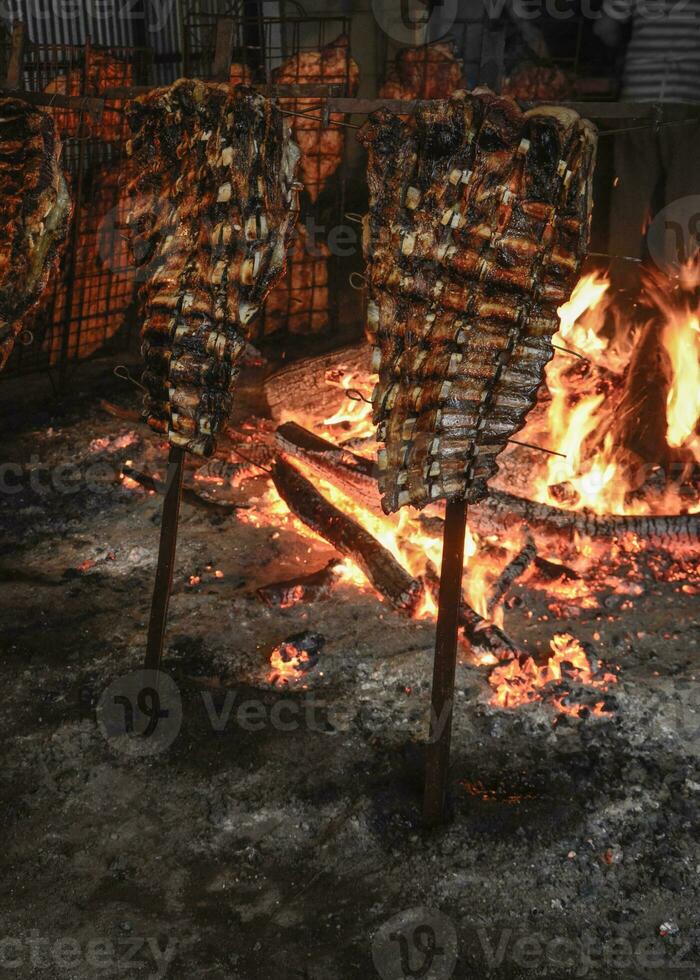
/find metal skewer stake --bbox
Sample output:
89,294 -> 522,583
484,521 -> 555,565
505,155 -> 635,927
144,446 -> 186,673
423,498 -> 469,826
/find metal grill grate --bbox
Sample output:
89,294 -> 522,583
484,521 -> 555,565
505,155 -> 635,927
3,42 -> 151,380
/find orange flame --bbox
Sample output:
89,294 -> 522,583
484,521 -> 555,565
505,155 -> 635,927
489,633 -> 617,716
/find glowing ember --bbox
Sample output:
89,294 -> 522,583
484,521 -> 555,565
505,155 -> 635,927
268,631 -> 325,687
488,632 -> 617,717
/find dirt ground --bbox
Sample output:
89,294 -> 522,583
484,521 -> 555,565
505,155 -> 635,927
0,357 -> 699,979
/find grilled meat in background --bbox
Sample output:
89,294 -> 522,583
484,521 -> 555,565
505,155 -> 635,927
273,34 -> 359,203
125,79 -> 300,456
379,40 -> 464,102
0,98 -> 72,371
359,89 -> 597,514
264,224 -> 331,335
44,50 -> 135,142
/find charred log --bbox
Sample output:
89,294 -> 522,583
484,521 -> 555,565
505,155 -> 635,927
423,561 -> 521,661
271,457 -> 422,614
486,531 -> 537,615
275,421 -> 378,509
472,490 -> 700,547
264,343 -> 371,422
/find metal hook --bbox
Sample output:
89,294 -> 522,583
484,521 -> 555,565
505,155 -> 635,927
507,438 -> 566,459
114,364 -> 147,392
345,388 -> 372,405
552,343 -> 588,362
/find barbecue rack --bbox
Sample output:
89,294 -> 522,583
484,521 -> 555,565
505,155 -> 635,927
3,22 -> 700,822
1,32 -> 152,384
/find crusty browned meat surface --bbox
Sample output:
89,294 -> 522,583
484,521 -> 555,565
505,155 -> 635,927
0,98 -> 71,371
379,40 -> 464,102
273,34 -> 359,202
502,65 -> 573,102
358,89 -> 597,514
125,79 -> 300,456
264,225 -> 330,335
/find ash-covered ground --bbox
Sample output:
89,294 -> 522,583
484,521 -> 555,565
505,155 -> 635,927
0,358 -> 699,980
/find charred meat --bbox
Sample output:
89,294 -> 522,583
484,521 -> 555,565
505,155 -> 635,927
358,90 -> 597,513
0,98 -> 71,371
125,79 -> 300,456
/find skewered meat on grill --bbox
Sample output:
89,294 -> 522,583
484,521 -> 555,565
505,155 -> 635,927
264,225 -> 330,335
273,34 -> 359,202
0,98 -> 72,371
44,49 -> 134,141
46,165 -> 134,365
502,65 -> 573,102
229,62 -> 254,89
359,89 -> 597,513
125,79 -> 300,456
379,40 -> 463,102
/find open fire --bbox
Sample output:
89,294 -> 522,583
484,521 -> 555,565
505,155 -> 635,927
230,261 -> 700,706
117,260 -> 699,712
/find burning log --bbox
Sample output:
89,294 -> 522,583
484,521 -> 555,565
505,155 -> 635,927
257,559 -> 343,608
273,420 -> 699,549
423,562 -> 521,661
121,465 -> 239,516
486,531 -> 537,616
472,490 -> 700,548
271,456 -> 422,614
263,343 -> 371,422
533,555 -> 581,582
275,421 -> 378,509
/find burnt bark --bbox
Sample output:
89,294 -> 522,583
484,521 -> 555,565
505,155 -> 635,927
486,531 -> 537,615
276,421 -> 379,510
271,457 -> 422,614
263,343 -> 371,422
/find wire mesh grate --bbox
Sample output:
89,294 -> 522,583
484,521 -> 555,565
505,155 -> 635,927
3,42 -> 151,379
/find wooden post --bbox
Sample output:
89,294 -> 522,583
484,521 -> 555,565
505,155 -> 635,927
144,446 -> 186,673
57,37 -> 91,393
478,24 -> 506,94
423,499 -> 469,826
6,21 -> 25,89
212,17 -> 235,81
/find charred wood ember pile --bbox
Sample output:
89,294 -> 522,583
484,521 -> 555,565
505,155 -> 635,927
0,98 -> 71,370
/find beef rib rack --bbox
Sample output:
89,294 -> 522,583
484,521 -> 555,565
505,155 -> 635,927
0,98 -> 71,371
358,89 -> 597,513
125,79 -> 300,456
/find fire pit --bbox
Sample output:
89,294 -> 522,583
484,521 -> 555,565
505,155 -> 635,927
0,258 -> 698,975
